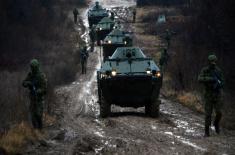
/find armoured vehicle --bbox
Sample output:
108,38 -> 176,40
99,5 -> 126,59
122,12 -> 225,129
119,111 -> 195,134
97,47 -> 162,118
95,17 -> 115,46
88,1 -> 109,28
102,28 -> 133,59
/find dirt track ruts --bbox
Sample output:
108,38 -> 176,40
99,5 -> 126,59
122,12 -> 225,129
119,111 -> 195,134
25,0 -> 235,155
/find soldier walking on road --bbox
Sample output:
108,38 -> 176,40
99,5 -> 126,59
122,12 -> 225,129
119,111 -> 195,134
89,25 -> 96,43
132,8 -> 136,23
80,46 -> 89,74
198,54 -> 224,137
73,8 -> 79,24
23,59 -> 47,129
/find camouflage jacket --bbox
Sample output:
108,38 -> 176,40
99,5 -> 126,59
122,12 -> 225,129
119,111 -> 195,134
23,70 -> 47,98
198,65 -> 224,93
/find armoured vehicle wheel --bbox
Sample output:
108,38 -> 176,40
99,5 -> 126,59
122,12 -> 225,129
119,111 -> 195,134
145,103 -> 151,116
146,100 -> 160,117
99,94 -> 111,118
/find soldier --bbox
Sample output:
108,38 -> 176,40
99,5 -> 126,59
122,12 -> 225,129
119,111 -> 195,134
80,46 -> 89,74
132,8 -> 136,23
23,59 -> 47,129
198,54 -> 224,137
73,8 -> 79,24
89,25 -> 96,43
164,29 -> 176,49
159,48 -> 169,71
110,12 -> 115,21
95,1 -> 100,9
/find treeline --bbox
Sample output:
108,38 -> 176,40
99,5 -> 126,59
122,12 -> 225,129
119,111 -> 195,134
137,0 -> 187,6
0,0 -> 86,130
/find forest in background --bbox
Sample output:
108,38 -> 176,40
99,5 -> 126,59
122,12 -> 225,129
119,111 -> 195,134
138,0 -> 235,129
0,0 -> 86,131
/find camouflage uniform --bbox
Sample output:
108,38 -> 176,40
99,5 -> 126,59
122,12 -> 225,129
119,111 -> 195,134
164,29 -> 177,49
80,46 -> 89,74
23,59 -> 47,129
198,54 -> 224,137
159,48 -> 169,71
89,25 -> 96,43
73,8 -> 79,24
165,29 -> 171,49
133,8 -> 136,23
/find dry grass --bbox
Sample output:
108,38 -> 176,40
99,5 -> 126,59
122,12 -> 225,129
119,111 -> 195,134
177,91 -> 204,113
43,113 -> 57,127
0,122 -> 44,154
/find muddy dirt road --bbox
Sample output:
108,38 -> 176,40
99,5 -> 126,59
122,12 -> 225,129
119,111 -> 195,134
26,0 -> 235,154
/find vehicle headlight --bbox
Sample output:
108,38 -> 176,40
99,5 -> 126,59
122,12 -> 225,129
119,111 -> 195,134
100,73 -> 107,78
124,41 -> 127,45
156,72 -> 161,77
108,40 -> 112,44
152,70 -> 161,78
99,28 -> 102,31
111,70 -> 117,76
146,69 -> 151,75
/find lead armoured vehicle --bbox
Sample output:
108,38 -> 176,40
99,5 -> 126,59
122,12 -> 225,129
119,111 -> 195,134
88,1 -> 109,28
95,17 -> 115,46
102,28 -> 133,60
97,47 -> 162,118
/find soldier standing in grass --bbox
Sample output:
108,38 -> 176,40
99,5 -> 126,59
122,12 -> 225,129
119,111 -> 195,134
73,8 -> 79,24
80,46 -> 89,74
159,48 -> 169,71
23,59 -> 47,129
198,54 -> 224,137
164,29 -> 176,49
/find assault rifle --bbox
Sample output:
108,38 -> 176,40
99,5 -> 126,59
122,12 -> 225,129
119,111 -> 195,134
213,71 -> 223,92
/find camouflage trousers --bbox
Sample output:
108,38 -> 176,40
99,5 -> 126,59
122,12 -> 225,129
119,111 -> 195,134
81,60 -> 87,74
30,97 -> 44,129
74,15 -> 78,24
204,92 -> 223,127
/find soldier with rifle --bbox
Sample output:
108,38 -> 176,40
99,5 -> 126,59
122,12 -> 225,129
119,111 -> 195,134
73,8 -> 79,24
23,59 -> 47,129
80,46 -> 89,74
164,29 -> 176,49
132,8 -> 136,23
198,54 -> 224,137
159,48 -> 169,71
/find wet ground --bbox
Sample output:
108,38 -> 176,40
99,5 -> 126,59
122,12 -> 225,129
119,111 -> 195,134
25,0 -> 235,154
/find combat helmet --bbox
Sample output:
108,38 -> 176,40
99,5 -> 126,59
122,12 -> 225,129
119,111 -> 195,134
208,54 -> 217,62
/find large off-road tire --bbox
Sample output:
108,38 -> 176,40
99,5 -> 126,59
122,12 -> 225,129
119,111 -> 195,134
146,100 -> 160,118
99,95 -> 111,118
145,104 -> 151,116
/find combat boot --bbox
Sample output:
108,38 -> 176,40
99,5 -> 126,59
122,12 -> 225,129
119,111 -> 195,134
204,126 -> 210,137
214,122 -> 220,134
214,113 -> 222,134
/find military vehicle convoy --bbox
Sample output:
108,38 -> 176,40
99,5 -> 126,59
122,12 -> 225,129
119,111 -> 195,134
97,47 -> 162,118
88,1 -> 109,28
87,2 -> 163,118
102,28 -> 133,60
95,17 -> 115,46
